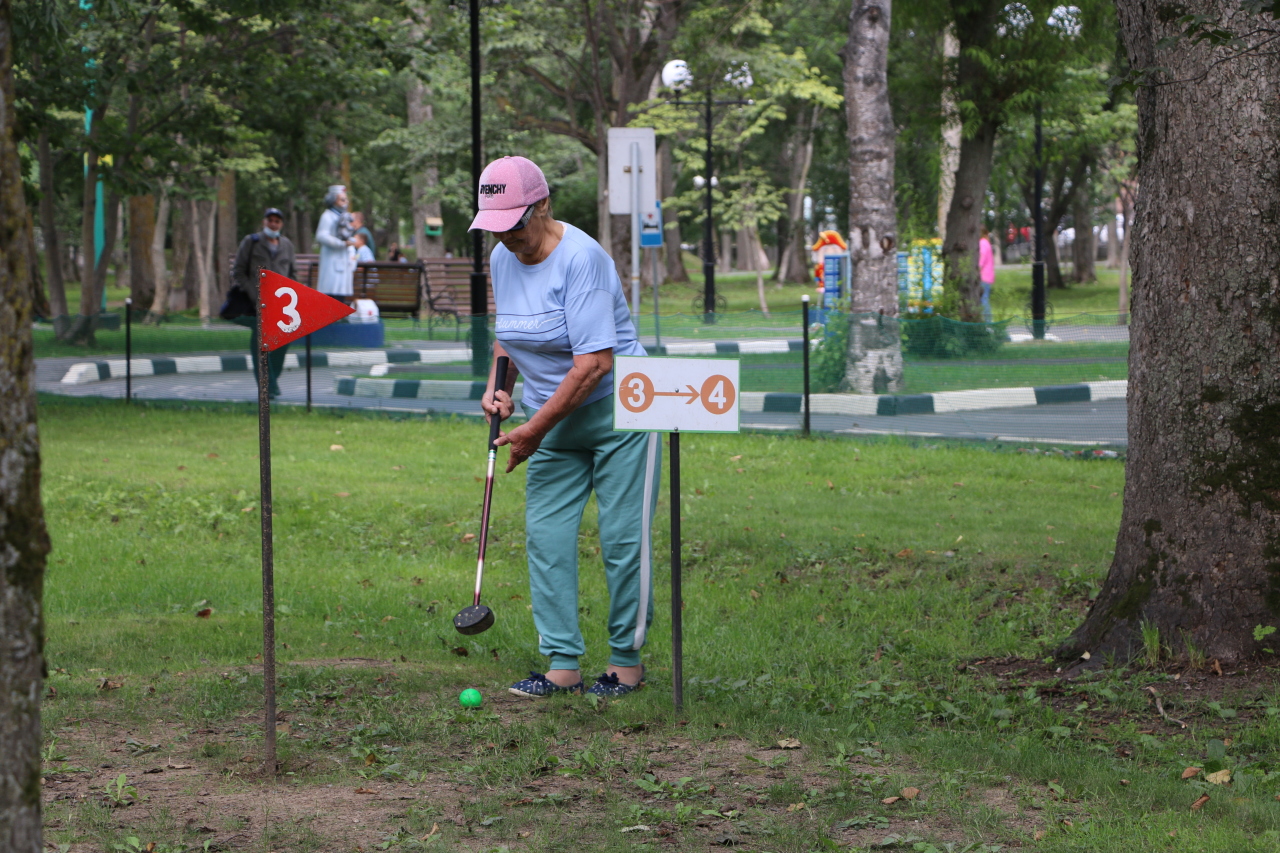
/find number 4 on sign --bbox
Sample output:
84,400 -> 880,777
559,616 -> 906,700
258,269 -> 354,351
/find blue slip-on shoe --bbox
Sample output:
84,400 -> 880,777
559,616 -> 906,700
508,671 -> 584,698
586,666 -> 645,698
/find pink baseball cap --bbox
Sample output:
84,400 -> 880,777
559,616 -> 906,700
468,156 -> 550,232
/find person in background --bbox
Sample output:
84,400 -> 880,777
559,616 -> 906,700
387,241 -> 407,263
315,186 -> 353,302
978,226 -> 996,323
232,207 -> 297,399
353,232 -> 375,264
351,211 -> 376,259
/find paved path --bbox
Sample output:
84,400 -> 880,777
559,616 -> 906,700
38,360 -> 1128,446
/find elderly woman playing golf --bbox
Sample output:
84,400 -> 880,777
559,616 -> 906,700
475,156 -> 659,699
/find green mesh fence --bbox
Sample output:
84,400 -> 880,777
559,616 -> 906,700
35,309 -> 1130,445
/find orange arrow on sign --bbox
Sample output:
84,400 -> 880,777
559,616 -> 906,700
654,385 -> 700,404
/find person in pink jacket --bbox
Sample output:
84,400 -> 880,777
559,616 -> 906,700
978,227 -> 996,323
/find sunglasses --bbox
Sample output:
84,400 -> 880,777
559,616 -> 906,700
506,204 -> 537,232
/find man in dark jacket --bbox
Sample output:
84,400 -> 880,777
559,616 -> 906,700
232,208 -> 298,398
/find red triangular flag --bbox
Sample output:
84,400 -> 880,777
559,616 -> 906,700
258,269 -> 355,352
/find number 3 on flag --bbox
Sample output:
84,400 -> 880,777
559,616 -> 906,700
258,269 -> 354,351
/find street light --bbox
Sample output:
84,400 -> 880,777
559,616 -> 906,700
663,59 -> 752,324
468,0 -> 489,377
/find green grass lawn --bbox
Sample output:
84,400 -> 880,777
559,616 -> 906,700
36,399 -> 1280,852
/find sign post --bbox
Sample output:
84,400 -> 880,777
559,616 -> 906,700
613,356 -> 740,710
607,128 -> 657,319
256,270 -> 353,771
640,202 -> 664,347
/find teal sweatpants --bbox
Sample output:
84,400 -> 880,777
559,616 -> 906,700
522,394 -> 661,672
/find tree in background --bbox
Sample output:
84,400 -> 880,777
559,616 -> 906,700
1059,1 -> 1280,664
1,0 -> 52,845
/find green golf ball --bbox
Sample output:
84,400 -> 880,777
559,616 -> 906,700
459,688 -> 483,708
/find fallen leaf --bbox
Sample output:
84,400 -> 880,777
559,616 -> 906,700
1033,830 -> 1046,841
450,647 -> 469,657
1212,659 -> 1223,676
620,825 -> 652,833
777,738 -> 802,749
1120,779 -> 1130,786
749,589 -> 761,600
881,796 -> 901,805
1190,794 -> 1210,811
167,763 -> 192,770
952,482 -> 965,487
334,492 -> 350,498
786,802 -> 806,813
730,455 -> 742,461
420,823 -> 439,840
241,506 -> 255,513
1205,769 -> 1231,785
736,468 -> 745,473
392,465 -> 404,470
815,614 -> 826,623
196,608 -> 213,618
462,533 -> 476,543
98,679 -> 122,691
900,787 -> 921,800
895,548 -> 913,559
1181,767 -> 1201,780
207,453 -> 218,459
381,615 -> 395,623
518,831 -> 531,839
827,480 -> 834,489
177,465 -> 186,470
1061,819 -> 1073,828
355,787 -> 376,794
330,444 -> 344,451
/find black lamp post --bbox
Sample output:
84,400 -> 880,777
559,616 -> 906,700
1031,102 -> 1045,340
469,0 -> 489,376
665,61 -> 752,325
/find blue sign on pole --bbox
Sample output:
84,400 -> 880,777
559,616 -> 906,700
640,201 -> 664,248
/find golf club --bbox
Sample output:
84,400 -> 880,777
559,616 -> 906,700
454,355 -> 510,635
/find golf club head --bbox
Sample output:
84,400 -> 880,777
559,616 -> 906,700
454,604 -> 495,635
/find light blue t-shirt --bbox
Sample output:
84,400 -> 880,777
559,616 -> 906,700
492,223 -> 646,409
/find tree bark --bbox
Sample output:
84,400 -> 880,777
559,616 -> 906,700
215,171 -> 236,297
129,194 -> 156,311
659,138 -> 688,283
1106,196 -> 1120,268
937,25 -> 961,237
1117,189 -> 1132,323
168,199 -> 192,313
35,132 -> 65,318
942,121 -> 997,321
145,186 -> 170,323
407,77 -> 444,261
843,0 -> 903,394
0,0 -> 51,844
775,107 -> 818,284
1059,0 -> 1280,665
194,196 -> 215,323
1072,193 -> 1095,284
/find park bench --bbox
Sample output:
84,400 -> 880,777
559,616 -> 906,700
422,257 -> 494,318
352,261 -> 425,317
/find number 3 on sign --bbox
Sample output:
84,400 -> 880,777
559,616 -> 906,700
621,372 -> 655,413
275,287 -> 301,334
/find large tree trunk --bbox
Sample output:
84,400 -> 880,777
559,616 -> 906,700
1045,228 -> 1065,290
0,0 -> 51,845
35,132 -> 66,317
843,0 -> 903,395
1059,0 -> 1280,665
407,77 -> 445,262
658,138 -> 689,284
941,121 -> 997,321
1118,189 -> 1132,323
128,194 -> 156,311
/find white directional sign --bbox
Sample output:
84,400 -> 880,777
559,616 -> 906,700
607,127 -> 657,216
613,356 -> 740,433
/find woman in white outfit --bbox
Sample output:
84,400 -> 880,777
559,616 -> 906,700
315,185 -> 354,301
